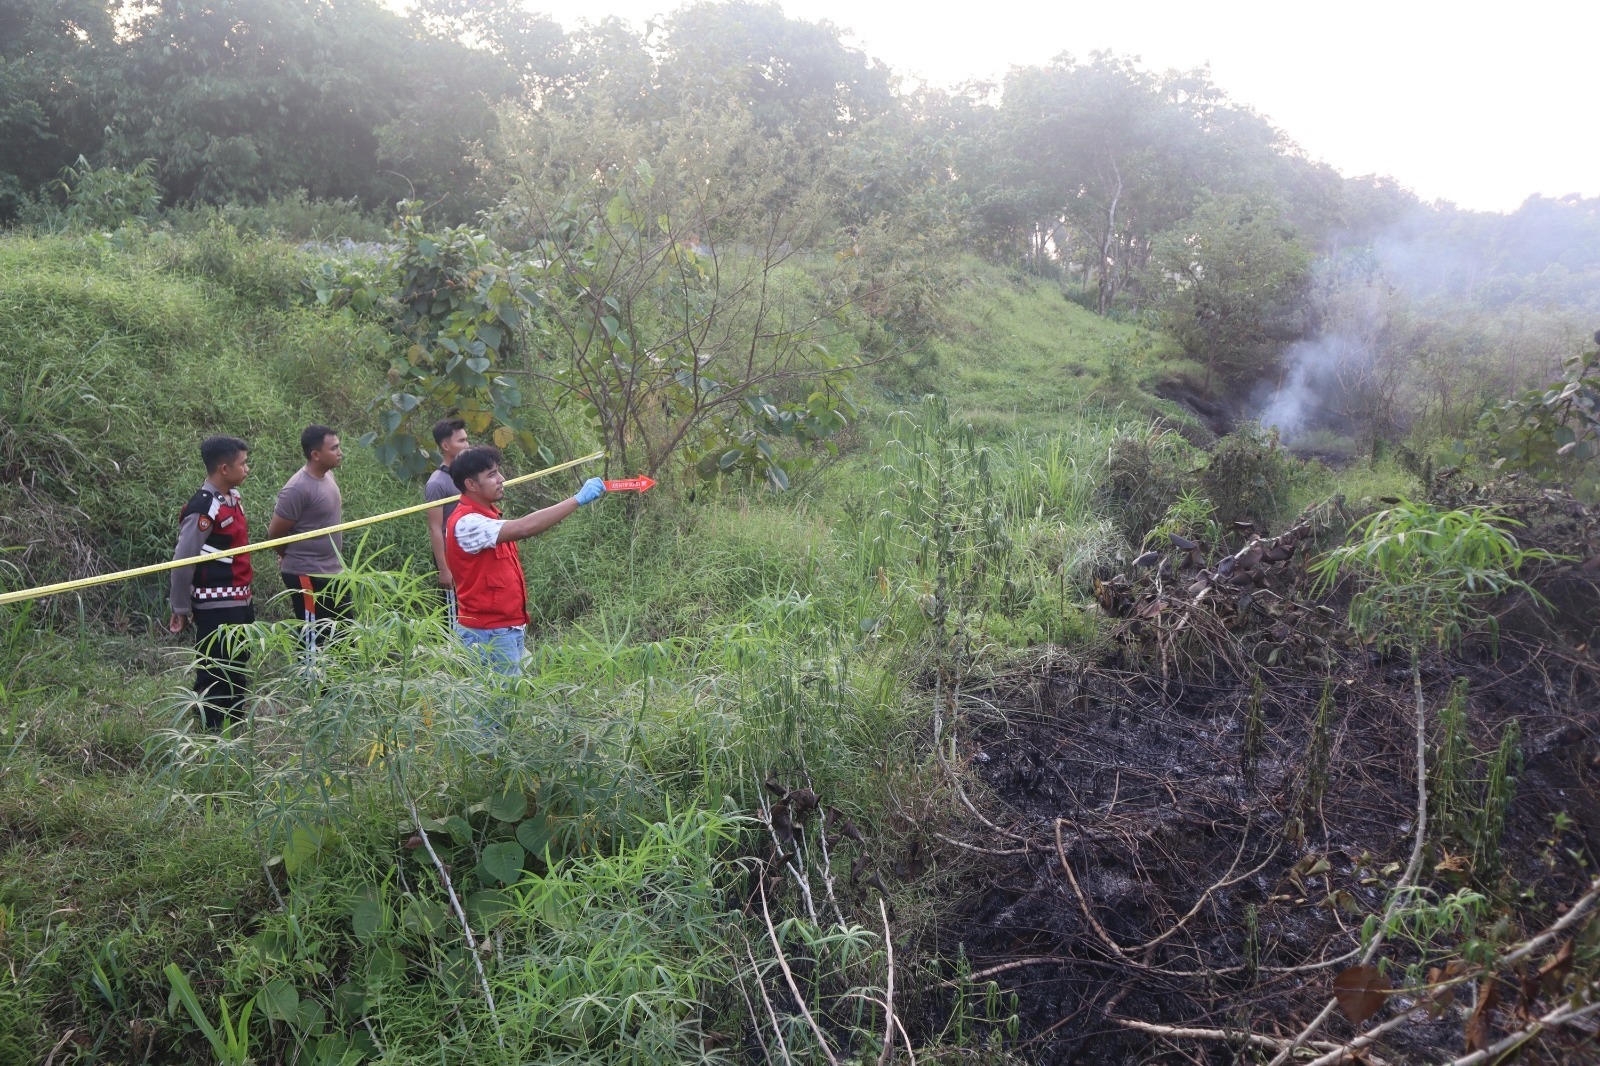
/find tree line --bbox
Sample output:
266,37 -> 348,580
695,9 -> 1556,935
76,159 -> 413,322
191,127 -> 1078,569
6,0 -> 1597,403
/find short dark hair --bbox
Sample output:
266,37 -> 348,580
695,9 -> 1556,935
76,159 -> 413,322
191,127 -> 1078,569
200,435 -> 249,474
451,446 -> 503,491
432,417 -> 467,447
301,424 -> 336,459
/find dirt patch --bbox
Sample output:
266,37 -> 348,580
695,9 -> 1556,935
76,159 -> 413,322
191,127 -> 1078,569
919,643 -> 1599,1063
1154,377 -> 1239,440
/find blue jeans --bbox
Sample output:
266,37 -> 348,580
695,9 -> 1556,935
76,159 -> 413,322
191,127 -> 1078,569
455,624 -> 527,676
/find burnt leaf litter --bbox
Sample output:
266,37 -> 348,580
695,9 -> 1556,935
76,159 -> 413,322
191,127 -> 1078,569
899,479 -> 1600,1063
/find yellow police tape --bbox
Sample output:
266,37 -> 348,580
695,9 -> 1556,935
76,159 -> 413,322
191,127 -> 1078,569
0,450 -> 606,607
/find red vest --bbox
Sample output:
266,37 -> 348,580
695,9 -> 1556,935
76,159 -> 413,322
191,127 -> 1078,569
180,487 -> 253,601
445,496 -> 528,629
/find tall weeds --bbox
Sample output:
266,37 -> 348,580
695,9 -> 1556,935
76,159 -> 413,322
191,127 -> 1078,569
129,543 -> 925,1062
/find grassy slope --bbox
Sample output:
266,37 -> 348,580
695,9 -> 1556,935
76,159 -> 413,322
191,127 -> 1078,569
0,230 -> 427,621
894,259 -> 1416,530
0,231 -> 831,1061
920,261 -> 1186,436
0,234 -> 1398,1063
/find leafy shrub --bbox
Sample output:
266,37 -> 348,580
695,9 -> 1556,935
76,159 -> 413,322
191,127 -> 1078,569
0,173 -> 28,223
1311,499 -> 1548,655
160,218 -> 316,308
1099,327 -> 1159,399
55,157 -> 161,231
1095,425 -> 1196,540
1199,423 -> 1304,528
1142,488 -> 1220,550
1146,196 -> 1311,389
1476,336 -> 1600,495
335,186 -> 860,486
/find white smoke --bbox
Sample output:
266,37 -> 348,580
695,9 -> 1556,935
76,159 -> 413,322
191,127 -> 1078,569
1256,195 -> 1599,444
1255,334 -> 1369,441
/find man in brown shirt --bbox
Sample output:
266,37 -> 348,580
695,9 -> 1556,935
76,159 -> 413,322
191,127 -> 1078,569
268,424 -> 349,632
425,417 -> 471,591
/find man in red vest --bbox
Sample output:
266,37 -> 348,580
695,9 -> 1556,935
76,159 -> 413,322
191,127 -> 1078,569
445,447 -> 607,675
168,435 -> 255,730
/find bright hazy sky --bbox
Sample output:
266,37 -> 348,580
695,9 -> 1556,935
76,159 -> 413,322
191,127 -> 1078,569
512,0 -> 1598,214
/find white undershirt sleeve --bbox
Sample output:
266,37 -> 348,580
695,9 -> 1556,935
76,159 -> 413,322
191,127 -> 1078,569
452,512 -> 505,554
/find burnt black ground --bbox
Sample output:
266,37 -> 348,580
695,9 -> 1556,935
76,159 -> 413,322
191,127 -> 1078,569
910,642 -> 1600,1063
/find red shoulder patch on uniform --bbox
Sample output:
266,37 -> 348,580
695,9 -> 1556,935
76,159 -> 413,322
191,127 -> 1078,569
197,515 -> 213,532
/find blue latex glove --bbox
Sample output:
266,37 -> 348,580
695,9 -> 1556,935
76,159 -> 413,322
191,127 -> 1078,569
575,477 -> 606,506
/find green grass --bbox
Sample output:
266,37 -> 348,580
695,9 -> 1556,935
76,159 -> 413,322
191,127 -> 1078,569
0,545 -> 929,1061
0,633 -> 269,1062
0,230 -> 425,624
891,257 -> 1189,439
0,229 -> 1392,1064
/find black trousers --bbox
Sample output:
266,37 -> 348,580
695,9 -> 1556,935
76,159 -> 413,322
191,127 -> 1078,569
281,573 -> 352,620
194,604 -> 255,730
282,573 -> 352,650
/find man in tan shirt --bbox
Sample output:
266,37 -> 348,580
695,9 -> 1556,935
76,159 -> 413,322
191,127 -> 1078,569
268,424 -> 349,633
425,417 -> 471,591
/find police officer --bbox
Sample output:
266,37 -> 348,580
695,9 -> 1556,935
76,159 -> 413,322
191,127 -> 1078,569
168,436 -> 255,730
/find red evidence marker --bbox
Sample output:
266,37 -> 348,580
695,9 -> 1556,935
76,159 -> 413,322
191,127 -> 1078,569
603,476 -> 657,493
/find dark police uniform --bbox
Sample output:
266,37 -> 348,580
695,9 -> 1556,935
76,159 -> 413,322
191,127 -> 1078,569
170,483 -> 255,729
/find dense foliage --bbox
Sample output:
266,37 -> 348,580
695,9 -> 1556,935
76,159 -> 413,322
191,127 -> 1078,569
5,219 -> 1598,1065
2,5 -> 1599,1064
8,0 -> 1596,451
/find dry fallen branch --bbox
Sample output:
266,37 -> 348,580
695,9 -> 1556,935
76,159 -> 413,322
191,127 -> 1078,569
1438,998 -> 1600,1066
741,936 -> 795,1066
878,899 -> 897,1066
960,956 -> 1076,985
1054,818 -> 1360,978
1265,653 -> 1435,1066
1126,812 -> 1279,955
1295,1009 -> 1422,1066
759,877 -> 841,1066
404,795 -> 503,1049
1270,767 -> 1597,1066
1290,878 -> 1600,1066
1500,874 -> 1600,966
932,831 -> 1033,857
1111,1016 -> 1392,1066
804,771 -> 850,929
935,681 -> 1032,844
